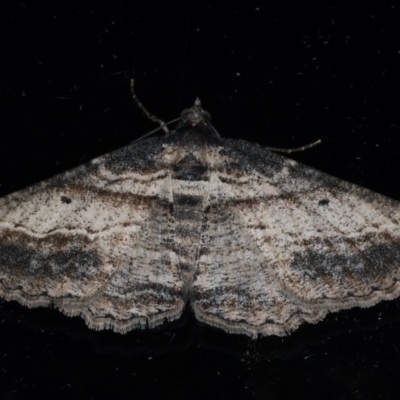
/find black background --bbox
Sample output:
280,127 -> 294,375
1,3 -> 400,400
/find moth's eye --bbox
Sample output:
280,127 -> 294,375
180,108 -> 191,117
203,110 -> 211,121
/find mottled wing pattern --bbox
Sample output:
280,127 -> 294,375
2,96 -> 400,338
192,138 -> 400,337
0,138 -> 185,333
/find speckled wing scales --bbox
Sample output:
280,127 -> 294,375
191,171 -> 321,338
0,138 -> 185,332
192,138 -> 400,337
2,97 -> 400,337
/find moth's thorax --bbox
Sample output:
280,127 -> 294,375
160,126 -> 223,174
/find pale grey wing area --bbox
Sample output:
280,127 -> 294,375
0,138 -> 185,333
191,170 -> 326,338
192,138 -> 400,337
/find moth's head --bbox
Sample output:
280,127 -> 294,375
169,98 -> 221,143
180,98 -> 211,126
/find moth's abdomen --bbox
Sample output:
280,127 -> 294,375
171,156 -> 209,286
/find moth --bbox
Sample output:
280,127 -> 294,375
0,93 -> 399,338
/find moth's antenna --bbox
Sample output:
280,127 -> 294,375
266,139 -> 321,154
130,79 -> 169,134
130,117 -> 181,144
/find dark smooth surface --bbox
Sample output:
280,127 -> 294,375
1,3 -> 400,400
